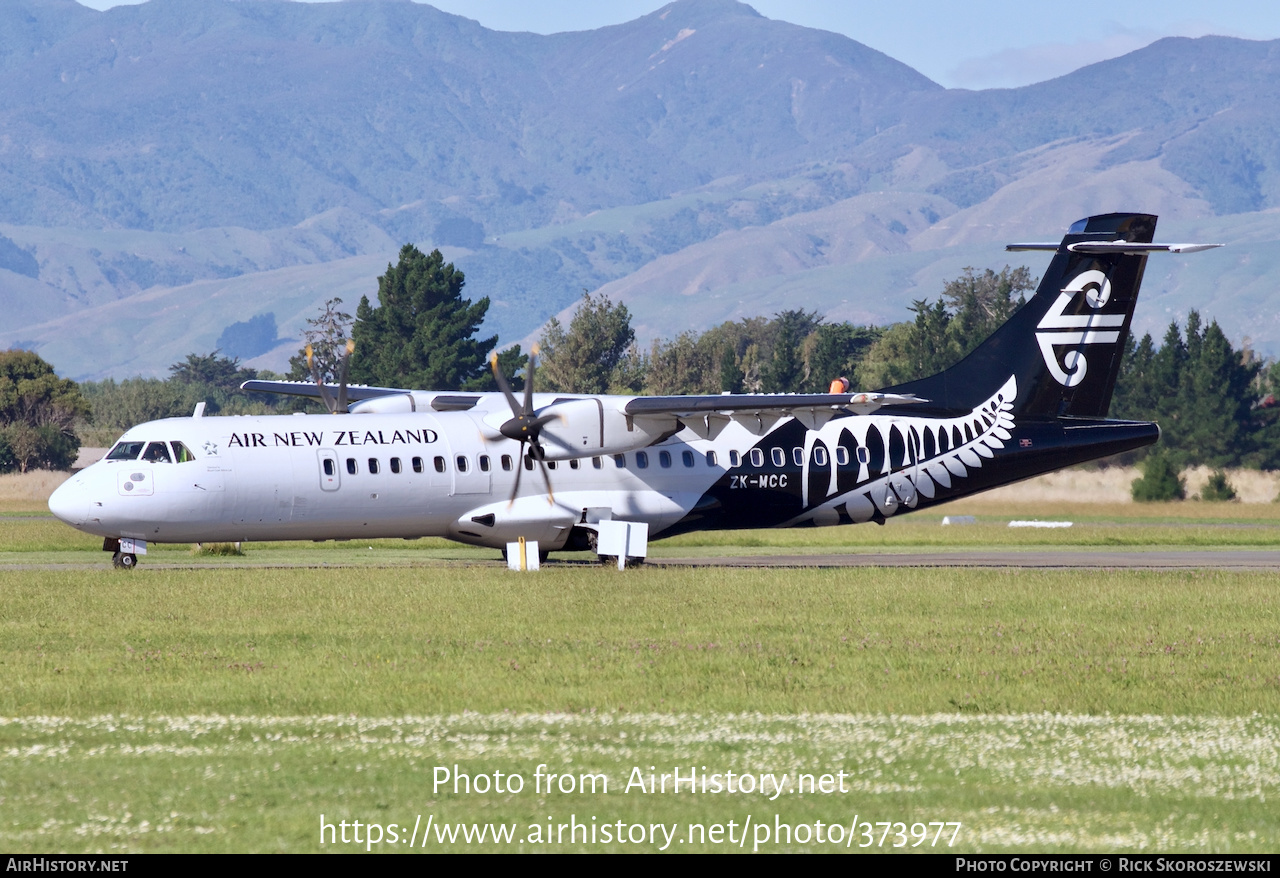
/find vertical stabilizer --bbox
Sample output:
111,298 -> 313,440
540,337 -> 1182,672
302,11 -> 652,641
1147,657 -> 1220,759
888,213 -> 1157,418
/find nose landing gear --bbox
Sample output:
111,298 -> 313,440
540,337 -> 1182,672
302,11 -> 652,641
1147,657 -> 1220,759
104,537 -> 144,570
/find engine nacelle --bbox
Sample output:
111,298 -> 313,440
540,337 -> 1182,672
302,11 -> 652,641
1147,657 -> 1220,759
535,398 -> 670,460
349,392 -> 436,414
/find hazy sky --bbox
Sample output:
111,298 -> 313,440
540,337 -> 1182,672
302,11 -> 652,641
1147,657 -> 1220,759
74,0 -> 1280,89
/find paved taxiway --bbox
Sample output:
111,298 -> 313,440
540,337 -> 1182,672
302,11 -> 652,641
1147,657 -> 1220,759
652,550 -> 1280,570
4,551 -> 1278,571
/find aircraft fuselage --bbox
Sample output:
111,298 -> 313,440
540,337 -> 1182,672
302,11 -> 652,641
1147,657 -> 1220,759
50,380 -> 1157,553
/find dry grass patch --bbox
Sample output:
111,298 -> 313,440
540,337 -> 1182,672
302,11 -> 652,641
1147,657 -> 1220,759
961,466 -> 1280,507
0,470 -> 71,512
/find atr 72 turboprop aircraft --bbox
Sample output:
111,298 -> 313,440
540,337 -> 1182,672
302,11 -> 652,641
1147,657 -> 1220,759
49,213 -> 1218,568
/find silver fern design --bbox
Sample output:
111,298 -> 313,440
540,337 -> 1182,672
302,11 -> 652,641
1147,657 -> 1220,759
788,375 -> 1018,526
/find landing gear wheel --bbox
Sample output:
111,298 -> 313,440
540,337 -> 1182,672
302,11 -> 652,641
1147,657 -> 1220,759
112,551 -> 137,570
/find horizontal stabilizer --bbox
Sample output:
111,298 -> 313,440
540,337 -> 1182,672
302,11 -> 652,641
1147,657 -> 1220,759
1007,241 -> 1222,254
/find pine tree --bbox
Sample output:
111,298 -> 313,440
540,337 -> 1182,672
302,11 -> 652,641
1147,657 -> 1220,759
718,345 -> 744,394
806,323 -> 881,392
1111,332 -> 1157,420
350,246 -> 497,391
942,265 -> 1034,356
762,310 -> 818,393
1149,320 -> 1188,456
1177,317 -> 1259,467
538,291 -> 640,394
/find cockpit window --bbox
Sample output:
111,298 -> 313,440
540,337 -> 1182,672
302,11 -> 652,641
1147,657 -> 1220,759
171,442 -> 196,463
141,442 -> 172,463
106,441 -> 146,461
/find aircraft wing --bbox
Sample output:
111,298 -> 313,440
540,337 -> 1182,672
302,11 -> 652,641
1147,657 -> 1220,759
242,378 -> 924,434
622,391 -> 925,435
240,379 -> 404,401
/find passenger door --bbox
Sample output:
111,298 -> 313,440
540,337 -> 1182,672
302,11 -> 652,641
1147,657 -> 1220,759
317,449 -> 341,491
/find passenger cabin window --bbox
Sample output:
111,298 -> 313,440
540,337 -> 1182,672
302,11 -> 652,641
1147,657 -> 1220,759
142,442 -> 172,464
592,457 -> 602,469
434,456 -> 446,473
368,458 -> 380,474
613,454 -> 626,468
501,454 -> 513,472
792,447 -> 803,466
857,447 -> 870,465
569,459 -> 579,470
749,449 -> 763,467
456,455 -> 468,473
106,441 -> 145,461
412,457 -> 424,474
729,450 -> 740,467
346,458 -> 358,475
524,454 -> 534,471
636,451 -> 649,469
323,458 -> 336,476
813,447 -> 828,466
771,448 -> 785,467
658,451 -> 671,468
835,447 -> 850,466
705,450 -> 717,467
479,455 -> 491,472
390,457 -> 402,474
171,442 -> 196,463
682,450 -> 695,467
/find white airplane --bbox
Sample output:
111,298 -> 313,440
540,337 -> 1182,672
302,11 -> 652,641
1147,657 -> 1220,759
49,213 -> 1216,568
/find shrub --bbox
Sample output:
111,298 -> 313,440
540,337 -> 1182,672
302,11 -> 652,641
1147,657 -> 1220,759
1131,453 -> 1186,502
1198,470 -> 1237,502
192,542 -> 245,556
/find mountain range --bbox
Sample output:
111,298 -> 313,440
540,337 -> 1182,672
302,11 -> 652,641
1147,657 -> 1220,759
1,0 -> 1279,379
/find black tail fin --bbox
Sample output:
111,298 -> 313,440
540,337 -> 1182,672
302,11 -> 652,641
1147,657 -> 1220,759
888,212 -> 1157,418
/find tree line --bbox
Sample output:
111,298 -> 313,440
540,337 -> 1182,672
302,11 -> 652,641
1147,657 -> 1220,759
2,243 -> 1277,473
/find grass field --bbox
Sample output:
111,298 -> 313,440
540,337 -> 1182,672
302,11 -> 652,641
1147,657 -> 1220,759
2,477 -> 1279,853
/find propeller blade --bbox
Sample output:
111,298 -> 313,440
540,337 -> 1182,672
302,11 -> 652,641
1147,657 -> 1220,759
507,450 -> 525,506
306,344 -> 338,413
522,343 -> 538,416
335,339 -> 354,414
536,424 -> 575,454
491,343 -> 552,504
537,456 -> 555,504
489,352 -> 522,417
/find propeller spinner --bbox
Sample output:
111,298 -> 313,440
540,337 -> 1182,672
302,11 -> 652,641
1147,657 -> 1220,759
490,345 -> 556,504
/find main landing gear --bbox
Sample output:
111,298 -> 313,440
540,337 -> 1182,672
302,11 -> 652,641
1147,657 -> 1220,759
112,551 -> 137,570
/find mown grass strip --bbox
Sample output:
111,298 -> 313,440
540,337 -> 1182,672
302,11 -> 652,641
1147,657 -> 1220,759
2,713 -> 1276,853
2,567 -> 1276,717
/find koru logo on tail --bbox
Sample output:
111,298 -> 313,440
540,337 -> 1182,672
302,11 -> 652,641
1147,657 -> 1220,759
1035,269 -> 1124,386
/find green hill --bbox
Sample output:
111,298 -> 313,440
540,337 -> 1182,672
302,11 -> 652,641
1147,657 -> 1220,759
1,0 -> 1279,377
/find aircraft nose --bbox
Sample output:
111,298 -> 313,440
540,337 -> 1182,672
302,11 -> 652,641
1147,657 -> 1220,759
49,476 -> 88,527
